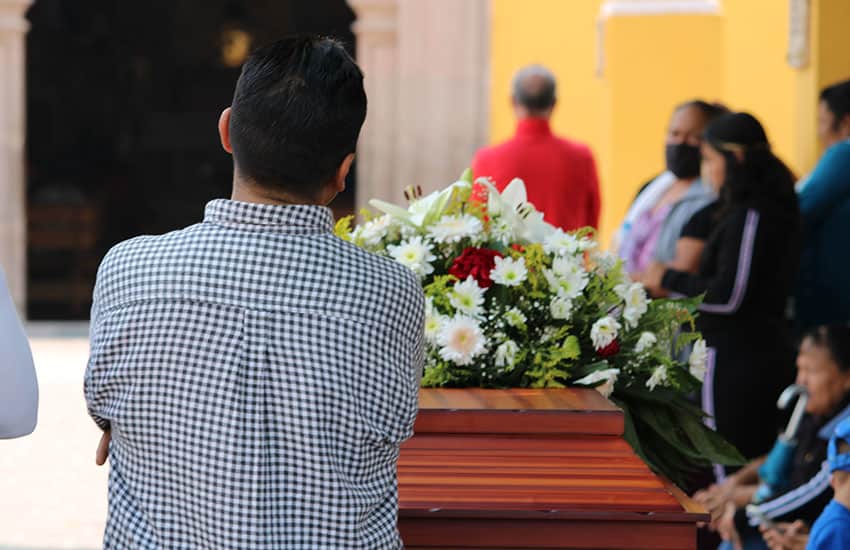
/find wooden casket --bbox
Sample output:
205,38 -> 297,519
397,388 -> 708,549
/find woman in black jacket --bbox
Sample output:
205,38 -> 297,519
643,112 -> 802,479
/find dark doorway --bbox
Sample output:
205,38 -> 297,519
25,0 -> 357,319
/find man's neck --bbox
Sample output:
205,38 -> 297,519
230,177 -> 322,206
834,486 -> 850,509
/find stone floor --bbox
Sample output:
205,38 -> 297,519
0,324 -> 105,550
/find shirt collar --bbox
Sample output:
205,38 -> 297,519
819,395 -> 850,440
516,117 -> 552,138
203,199 -> 335,234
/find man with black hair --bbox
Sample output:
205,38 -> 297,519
795,79 -> 850,333
472,65 -> 601,232
85,36 -> 425,549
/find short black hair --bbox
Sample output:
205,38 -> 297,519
229,36 -> 367,199
820,80 -> 850,131
803,324 -> 850,372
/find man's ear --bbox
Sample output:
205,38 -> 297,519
333,153 -> 355,194
219,107 -> 233,154
840,114 -> 850,139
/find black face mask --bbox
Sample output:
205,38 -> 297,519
665,143 -> 702,179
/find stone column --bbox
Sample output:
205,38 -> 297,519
349,0 -> 490,210
0,0 -> 31,314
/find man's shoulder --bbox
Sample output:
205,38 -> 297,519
98,223 -> 205,275
474,139 -> 518,164
553,135 -> 594,159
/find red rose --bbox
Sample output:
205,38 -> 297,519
597,340 -> 620,357
449,247 -> 503,288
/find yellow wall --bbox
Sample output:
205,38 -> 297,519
488,0 -> 850,247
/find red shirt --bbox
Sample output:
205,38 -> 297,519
471,118 -> 601,231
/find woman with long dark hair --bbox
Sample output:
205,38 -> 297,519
643,112 -> 802,476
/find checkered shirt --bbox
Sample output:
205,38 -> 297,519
85,199 -> 425,549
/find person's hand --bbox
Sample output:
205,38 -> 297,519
639,261 -> 667,297
693,480 -> 739,527
717,501 -> 742,549
760,520 -> 809,550
96,429 -> 111,466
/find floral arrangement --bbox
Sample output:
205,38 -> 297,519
336,171 -> 743,485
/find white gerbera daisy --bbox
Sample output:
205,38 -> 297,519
549,296 -> 574,320
427,214 -> 483,244
646,365 -> 668,391
635,332 -> 658,354
388,236 -> 436,278
574,368 -> 620,398
424,298 -> 447,344
490,217 -> 515,245
437,316 -> 487,366
494,340 -> 519,368
689,339 -> 708,382
621,283 -> 649,328
591,250 -> 620,276
590,316 -> 621,350
491,256 -> 528,287
449,277 -> 486,318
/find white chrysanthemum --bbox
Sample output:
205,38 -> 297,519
575,368 -> 620,398
388,236 -> 436,278
359,214 -> 393,247
689,339 -> 708,382
646,365 -> 669,391
490,217 -> 515,245
494,340 -> 519,368
427,214 -> 483,244
437,316 -> 487,366
491,256 -> 528,287
544,260 -> 589,300
621,283 -> 649,328
635,332 -> 658,354
590,316 -> 621,350
549,296 -> 574,320
543,229 -> 596,256
449,277 -> 486,318
424,298 -> 447,344
504,308 -> 527,329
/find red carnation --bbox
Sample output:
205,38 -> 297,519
449,247 -> 503,288
597,340 -> 620,357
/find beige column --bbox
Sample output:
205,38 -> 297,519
349,0 -> 491,209
0,0 -> 31,314
349,0 -> 400,210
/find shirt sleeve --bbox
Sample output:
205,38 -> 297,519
83,254 -> 112,432
661,207 -> 760,315
809,519 -> 850,549
0,267 -> 38,439
799,141 -> 850,229
744,461 -> 832,528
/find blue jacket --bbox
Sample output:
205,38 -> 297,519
796,139 -> 850,331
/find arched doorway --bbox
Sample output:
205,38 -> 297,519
24,0 -> 358,319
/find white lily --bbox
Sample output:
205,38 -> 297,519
370,180 -> 472,229
476,177 -> 557,243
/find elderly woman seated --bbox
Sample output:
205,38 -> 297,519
695,325 -> 850,550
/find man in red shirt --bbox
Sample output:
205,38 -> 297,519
472,65 -> 601,231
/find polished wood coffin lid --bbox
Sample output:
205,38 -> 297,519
397,388 -> 708,549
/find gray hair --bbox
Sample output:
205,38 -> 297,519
511,64 -> 557,112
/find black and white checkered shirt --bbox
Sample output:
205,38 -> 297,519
85,199 -> 425,549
